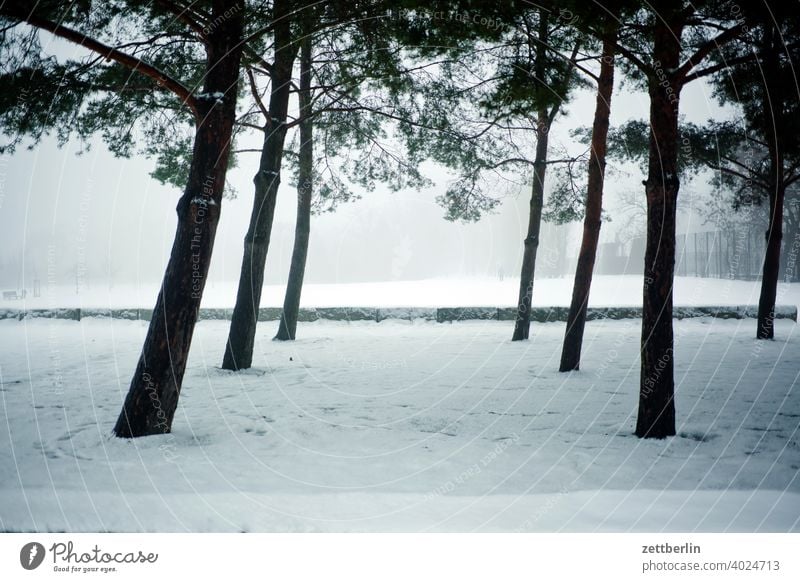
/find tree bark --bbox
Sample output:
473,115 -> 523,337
559,33 -> 616,371
636,15 -> 682,439
512,109 -> 550,341
758,187 -> 784,339
222,0 -> 297,369
276,35 -> 313,341
114,0 -> 243,438
756,21 -> 786,340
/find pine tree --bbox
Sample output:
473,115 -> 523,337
559,25 -> 618,372
610,1 -> 751,438
223,1 -> 431,362
561,0 -> 758,436
274,31 -> 313,341
709,8 -> 800,339
0,0 -> 246,437
397,4 -> 584,341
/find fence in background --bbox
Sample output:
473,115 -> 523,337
595,229 -> 767,280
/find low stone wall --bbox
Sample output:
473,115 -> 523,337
0,305 -> 796,323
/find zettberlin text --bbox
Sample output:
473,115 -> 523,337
642,542 -> 701,554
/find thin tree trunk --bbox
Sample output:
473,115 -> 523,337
636,16 -> 682,439
758,187 -> 784,339
512,109 -> 550,341
114,0 -> 243,438
559,32 -> 616,371
222,0 -> 296,370
757,22 -> 785,340
276,36 -> 313,341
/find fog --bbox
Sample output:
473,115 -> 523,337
0,78 -> 727,294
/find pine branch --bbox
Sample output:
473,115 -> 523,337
708,162 -> 768,190
683,50 -> 760,83
246,67 -> 269,121
676,22 -> 748,83
610,39 -> 652,75
153,0 -> 209,40
0,2 -> 199,115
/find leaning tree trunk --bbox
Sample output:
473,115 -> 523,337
222,0 -> 296,370
636,17 -> 683,439
559,33 -> 616,371
756,23 -> 786,340
276,36 -> 313,341
758,188 -> 785,339
114,0 -> 243,438
512,109 -> 550,341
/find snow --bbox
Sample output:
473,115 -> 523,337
1,316 -> 798,532
190,197 -> 217,206
8,275 -> 800,310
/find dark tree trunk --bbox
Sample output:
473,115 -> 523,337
559,33 -> 616,371
636,15 -> 683,439
222,0 -> 296,369
757,22 -> 786,340
114,0 -> 243,438
758,188 -> 784,338
756,191 -> 783,339
276,36 -> 313,341
512,109 -> 550,341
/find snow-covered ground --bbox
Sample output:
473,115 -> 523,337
1,315 -> 798,532
7,275 -> 800,309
